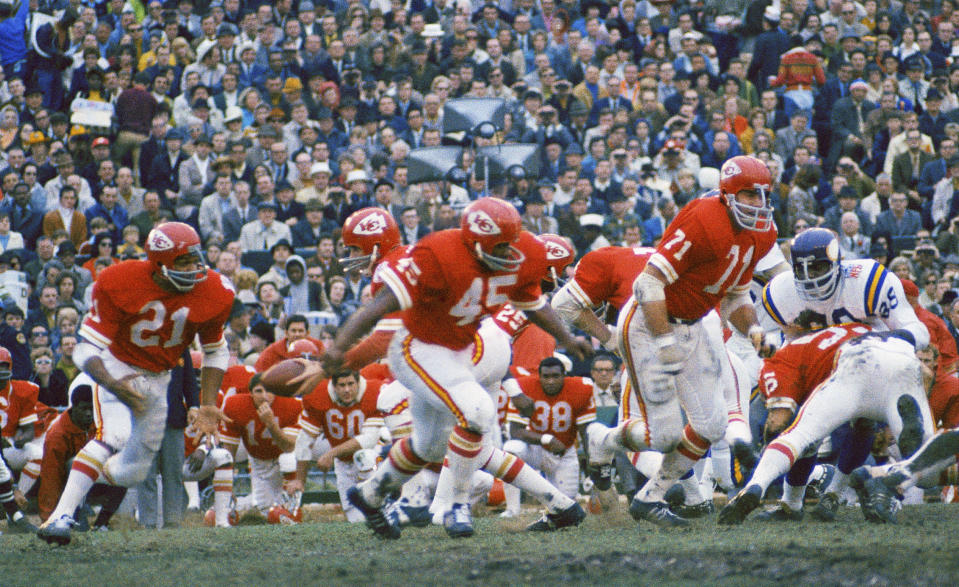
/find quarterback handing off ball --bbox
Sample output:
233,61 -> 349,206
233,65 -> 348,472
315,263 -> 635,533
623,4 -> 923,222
260,359 -> 307,397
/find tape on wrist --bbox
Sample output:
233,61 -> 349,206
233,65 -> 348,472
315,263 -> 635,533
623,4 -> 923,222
540,433 -> 555,447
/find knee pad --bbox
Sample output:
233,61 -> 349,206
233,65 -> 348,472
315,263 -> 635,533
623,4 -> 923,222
503,439 -> 528,458
690,410 -> 727,445
278,451 -> 297,474
450,381 -> 496,435
104,454 -> 154,487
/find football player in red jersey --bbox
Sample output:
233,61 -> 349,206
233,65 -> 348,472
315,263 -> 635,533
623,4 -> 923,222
288,369 -> 388,522
501,357 -> 596,519
218,373 -> 302,518
254,315 -> 325,372
40,222 -> 236,545
322,197 -> 591,539
0,346 -> 39,533
719,325 -> 935,524
588,156 -> 778,527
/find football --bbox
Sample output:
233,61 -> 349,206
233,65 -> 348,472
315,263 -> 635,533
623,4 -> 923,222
260,359 -> 307,397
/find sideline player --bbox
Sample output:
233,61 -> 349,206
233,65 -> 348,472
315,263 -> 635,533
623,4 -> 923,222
588,155 -> 778,526
323,197 -> 591,539
719,326 -> 934,524
39,222 -> 235,545
0,346 -> 44,510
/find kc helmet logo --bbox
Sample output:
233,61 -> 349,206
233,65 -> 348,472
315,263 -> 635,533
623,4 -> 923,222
354,212 -> 388,235
544,241 -> 569,260
148,229 -> 175,251
466,210 -> 501,235
721,160 -> 742,178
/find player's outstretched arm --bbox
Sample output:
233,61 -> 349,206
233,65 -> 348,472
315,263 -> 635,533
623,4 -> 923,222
526,304 -> 593,361
323,287 -> 401,373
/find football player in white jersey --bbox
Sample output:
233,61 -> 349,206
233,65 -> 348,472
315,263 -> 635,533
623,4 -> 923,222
757,228 -> 929,519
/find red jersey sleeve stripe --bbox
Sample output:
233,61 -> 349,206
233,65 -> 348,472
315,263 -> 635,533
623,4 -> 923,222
378,265 -> 414,309
567,280 -> 596,308
79,324 -> 111,349
648,253 -> 678,283
298,416 -> 322,436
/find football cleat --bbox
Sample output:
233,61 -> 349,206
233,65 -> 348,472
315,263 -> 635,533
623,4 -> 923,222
849,467 -> 883,523
896,395 -> 924,459
671,500 -> 715,519
527,502 -> 586,532
37,515 -> 76,545
7,515 -> 38,534
443,503 -> 474,538
347,486 -> 400,540
809,492 -> 839,522
864,474 -> 903,524
807,464 -> 836,500
754,502 -> 804,522
718,484 -> 763,525
384,498 -> 431,528
630,497 -> 690,527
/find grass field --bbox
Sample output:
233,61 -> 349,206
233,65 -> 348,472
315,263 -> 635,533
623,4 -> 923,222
3,502 -> 959,586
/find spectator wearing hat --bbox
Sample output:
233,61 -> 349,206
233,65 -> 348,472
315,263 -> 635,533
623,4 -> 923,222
292,198 -> 336,248
259,239 -> 295,290
147,128 -> 189,206
829,78 -> 877,167
824,184 -> 875,236
177,133 -> 215,219
604,191 -> 641,245
900,56 -> 931,113
919,88 -> 949,147
747,6 -> 791,92
239,200 -> 293,252
274,181 -> 304,225
281,255 -> 328,315
399,205 -> 430,245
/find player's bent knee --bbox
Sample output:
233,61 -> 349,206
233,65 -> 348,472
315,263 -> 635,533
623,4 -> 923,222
453,382 -> 496,435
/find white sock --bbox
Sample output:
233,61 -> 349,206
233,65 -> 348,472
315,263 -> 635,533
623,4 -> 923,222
49,441 -> 113,521
782,482 -> 805,510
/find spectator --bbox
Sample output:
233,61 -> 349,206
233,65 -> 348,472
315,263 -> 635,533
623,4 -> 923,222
874,191 -> 923,255
29,346 -> 68,410
42,186 -> 87,249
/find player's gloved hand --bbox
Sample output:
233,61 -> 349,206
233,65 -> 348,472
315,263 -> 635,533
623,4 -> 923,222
653,334 -> 683,375
186,446 -> 207,474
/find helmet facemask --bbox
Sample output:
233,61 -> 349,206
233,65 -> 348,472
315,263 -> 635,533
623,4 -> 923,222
162,245 -> 208,292
793,256 -> 842,301
726,185 -> 775,232
338,244 -> 379,275
475,241 -> 525,272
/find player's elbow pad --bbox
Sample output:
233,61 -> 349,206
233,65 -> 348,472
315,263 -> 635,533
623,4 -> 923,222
633,272 -> 665,303
203,343 -> 230,371
550,285 -> 586,325
294,429 -> 315,462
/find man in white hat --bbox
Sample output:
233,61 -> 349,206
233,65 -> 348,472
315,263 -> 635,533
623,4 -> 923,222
747,5 -> 791,92
297,161 -> 332,204
346,169 -> 370,201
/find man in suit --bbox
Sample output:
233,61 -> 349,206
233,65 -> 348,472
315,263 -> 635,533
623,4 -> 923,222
874,191 -> 923,256
147,128 -> 190,211
2,182 -> 43,248
197,174 -> 239,244
222,181 -> 255,244
521,192 -> 559,235
291,198 -> 335,248
398,206 -> 430,245
774,110 -> 816,161
589,76 -> 633,127
177,133 -> 215,222
236,43 -> 268,90
828,79 -> 877,168
918,138 -> 957,200
747,6 -> 791,93
893,129 -> 938,194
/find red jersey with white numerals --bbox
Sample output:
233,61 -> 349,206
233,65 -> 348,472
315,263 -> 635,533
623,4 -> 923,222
0,380 -> 40,437
509,375 -> 596,448
79,261 -> 235,372
647,196 -> 777,321
375,230 -> 546,350
568,246 -> 654,311
299,377 -> 385,453
220,394 -> 302,460
492,304 -> 530,340
759,324 -> 871,413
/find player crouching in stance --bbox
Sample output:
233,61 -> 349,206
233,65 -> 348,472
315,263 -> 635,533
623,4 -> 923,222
39,223 -> 235,545
719,327 -> 934,524
586,156 -> 778,526
323,198 -> 591,539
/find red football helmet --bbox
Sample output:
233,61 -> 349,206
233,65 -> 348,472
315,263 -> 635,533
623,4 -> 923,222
340,208 -> 401,273
460,198 -> 524,272
146,222 -> 207,291
0,346 -> 10,382
203,507 -> 238,527
719,156 -> 774,232
537,234 -> 575,284
288,338 -> 320,359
